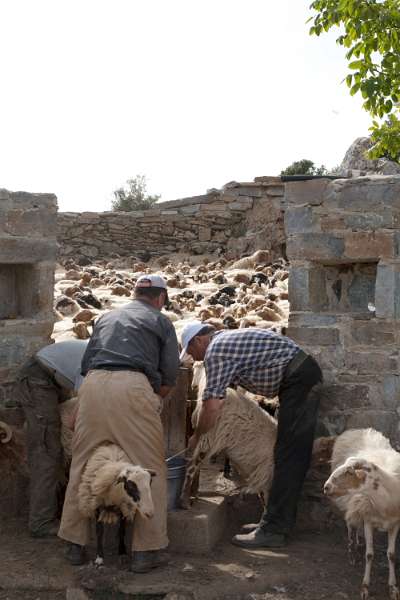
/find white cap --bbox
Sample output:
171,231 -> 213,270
179,320 -> 207,360
135,274 -> 167,289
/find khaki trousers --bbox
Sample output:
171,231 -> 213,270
58,370 -> 168,551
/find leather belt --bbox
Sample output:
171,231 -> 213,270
284,349 -> 308,379
92,365 -> 144,374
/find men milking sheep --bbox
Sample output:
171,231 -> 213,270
59,275 -> 180,572
179,321 -> 322,548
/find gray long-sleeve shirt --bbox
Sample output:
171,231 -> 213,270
36,340 -> 89,391
81,299 -> 180,393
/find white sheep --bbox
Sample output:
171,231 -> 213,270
324,428 -> 400,600
78,443 -> 155,566
179,363 -> 278,509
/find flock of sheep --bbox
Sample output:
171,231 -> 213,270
0,249 -> 400,599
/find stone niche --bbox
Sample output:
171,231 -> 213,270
0,190 -> 58,410
286,176 -> 400,446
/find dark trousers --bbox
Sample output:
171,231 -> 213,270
16,358 -> 64,535
260,355 -> 323,535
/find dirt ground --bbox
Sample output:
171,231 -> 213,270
0,505 -> 395,600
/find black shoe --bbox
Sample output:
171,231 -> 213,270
65,543 -> 86,566
30,520 -> 60,538
232,528 -> 287,549
130,550 -> 169,573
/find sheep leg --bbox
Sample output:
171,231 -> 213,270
117,517 -> 130,568
118,517 -> 127,556
347,522 -> 357,566
387,525 -> 400,600
223,457 -> 232,479
94,509 -> 105,568
360,522 -> 373,600
179,448 -> 207,509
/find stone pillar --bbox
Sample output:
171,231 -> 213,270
0,189 -> 58,410
285,176 -> 400,445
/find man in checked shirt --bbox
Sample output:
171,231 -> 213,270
179,321 -> 323,549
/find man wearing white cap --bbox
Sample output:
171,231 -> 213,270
180,320 -> 322,549
59,275 -> 180,572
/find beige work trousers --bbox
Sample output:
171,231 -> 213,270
58,369 -> 168,551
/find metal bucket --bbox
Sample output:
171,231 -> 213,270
167,456 -> 186,511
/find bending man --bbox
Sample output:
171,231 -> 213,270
179,322 -> 322,549
59,275 -> 180,572
16,340 -> 88,538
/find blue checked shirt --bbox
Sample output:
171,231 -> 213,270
202,328 -> 300,401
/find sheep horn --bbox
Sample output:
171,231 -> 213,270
0,421 -> 13,444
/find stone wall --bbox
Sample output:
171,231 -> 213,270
57,177 -> 285,261
286,176 -> 400,445
0,190 -> 57,409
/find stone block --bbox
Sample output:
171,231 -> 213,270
288,327 -> 340,346
180,205 -> 200,215
383,376 -> 400,409
0,237 -> 57,263
318,383 -> 371,411
288,264 -> 328,311
345,350 -> 399,374
289,312 -> 340,328
287,233 -> 345,262
320,214 -> 346,232
344,211 -> 393,230
285,206 -> 319,235
5,207 -> 57,238
344,231 -> 395,260
285,179 -> 330,206
167,496 -> 226,554
349,320 -> 396,346
228,199 -> 253,211
198,226 -> 211,242
375,262 -> 400,319
324,179 -> 384,212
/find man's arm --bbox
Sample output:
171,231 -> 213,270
189,357 -> 238,450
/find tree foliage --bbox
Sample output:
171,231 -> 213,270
281,159 -> 328,176
111,175 -> 160,212
309,0 -> 400,161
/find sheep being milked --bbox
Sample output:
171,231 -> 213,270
78,443 -> 155,567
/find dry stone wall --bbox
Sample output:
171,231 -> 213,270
286,176 -> 400,445
57,177 -> 285,261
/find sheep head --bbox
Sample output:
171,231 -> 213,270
115,466 -> 156,519
324,459 -> 374,497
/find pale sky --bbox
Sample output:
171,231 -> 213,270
0,1 -> 371,212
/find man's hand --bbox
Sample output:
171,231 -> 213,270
188,432 -> 200,452
159,385 -> 173,398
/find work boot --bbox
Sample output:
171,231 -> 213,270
130,550 -> 169,573
30,520 -> 60,538
232,527 -> 287,549
65,543 -> 86,566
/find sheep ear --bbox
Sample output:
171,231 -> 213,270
145,469 -> 157,479
355,469 -> 367,481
